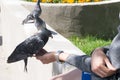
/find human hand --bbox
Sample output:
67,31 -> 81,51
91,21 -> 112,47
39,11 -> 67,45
91,48 -> 116,78
35,49 -> 48,56
35,49 -> 69,64
35,50 -> 56,64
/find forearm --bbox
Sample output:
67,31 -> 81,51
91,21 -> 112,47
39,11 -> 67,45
58,47 -> 107,73
65,54 -> 92,72
57,51 -> 92,72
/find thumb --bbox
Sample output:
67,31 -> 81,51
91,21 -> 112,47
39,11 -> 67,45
105,58 -> 116,70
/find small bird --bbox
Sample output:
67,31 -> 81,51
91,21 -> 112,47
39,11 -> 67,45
22,13 -> 34,25
22,0 -> 42,25
7,27 -> 55,72
34,15 -> 46,30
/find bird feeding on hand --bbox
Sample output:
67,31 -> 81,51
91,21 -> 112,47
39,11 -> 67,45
7,27 -> 56,72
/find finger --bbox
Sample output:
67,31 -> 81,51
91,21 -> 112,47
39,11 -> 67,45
36,49 -> 48,56
98,65 -> 110,77
94,65 -> 109,78
97,62 -> 116,77
95,70 -> 104,77
40,49 -> 47,53
104,58 -> 116,76
92,62 -> 112,78
36,56 -> 42,60
105,58 -> 116,70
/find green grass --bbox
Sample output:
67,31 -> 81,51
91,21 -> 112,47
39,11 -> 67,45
69,35 -> 111,55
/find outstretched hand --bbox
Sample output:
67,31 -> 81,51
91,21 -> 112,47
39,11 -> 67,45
34,49 -> 56,64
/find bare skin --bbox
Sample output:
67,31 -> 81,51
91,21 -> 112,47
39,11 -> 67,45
91,48 -> 116,78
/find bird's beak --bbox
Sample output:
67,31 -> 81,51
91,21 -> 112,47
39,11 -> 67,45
50,35 -> 53,38
50,30 -> 57,35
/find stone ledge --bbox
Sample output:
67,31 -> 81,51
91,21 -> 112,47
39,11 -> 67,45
22,0 -> 120,39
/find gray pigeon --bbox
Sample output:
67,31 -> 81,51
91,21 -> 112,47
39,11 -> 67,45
7,27 -> 54,72
22,0 -> 42,25
22,0 -> 46,31
34,15 -> 46,30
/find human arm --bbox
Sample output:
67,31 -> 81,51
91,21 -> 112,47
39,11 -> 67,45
35,50 -> 69,64
64,46 -> 116,78
35,47 -> 116,78
59,47 -> 116,78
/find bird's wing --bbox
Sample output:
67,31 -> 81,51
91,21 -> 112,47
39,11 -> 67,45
24,35 -> 45,54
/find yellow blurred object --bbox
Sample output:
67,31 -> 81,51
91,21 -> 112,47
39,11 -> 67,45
47,0 -> 53,2
30,0 -> 103,3
78,0 -> 85,3
85,0 -> 91,2
41,0 -> 47,2
32,0 -> 38,2
67,0 -> 74,3
94,0 -> 102,2
62,0 -> 67,3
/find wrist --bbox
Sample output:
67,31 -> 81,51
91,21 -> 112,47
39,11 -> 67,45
59,52 -> 69,62
55,50 -> 64,63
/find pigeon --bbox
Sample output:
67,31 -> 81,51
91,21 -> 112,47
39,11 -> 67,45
34,15 -> 46,30
7,27 -> 55,72
22,0 -> 46,31
22,0 -> 42,25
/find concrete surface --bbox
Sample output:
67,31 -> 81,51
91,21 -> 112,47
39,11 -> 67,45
22,0 -> 120,39
0,0 -> 85,80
